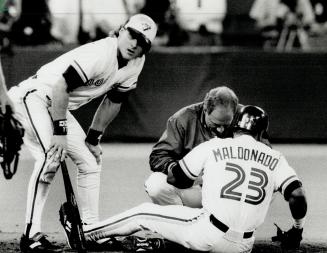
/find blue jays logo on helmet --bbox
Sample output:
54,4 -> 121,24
142,23 -> 151,31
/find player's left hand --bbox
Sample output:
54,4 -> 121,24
85,142 -> 102,165
48,135 -> 68,162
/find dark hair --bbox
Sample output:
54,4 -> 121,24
203,86 -> 239,114
109,17 -> 130,37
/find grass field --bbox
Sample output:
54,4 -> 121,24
1,143 -> 327,252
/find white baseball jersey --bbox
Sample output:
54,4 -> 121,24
179,135 -> 299,232
18,36 -> 145,110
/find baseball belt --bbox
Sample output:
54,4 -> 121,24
209,215 -> 254,239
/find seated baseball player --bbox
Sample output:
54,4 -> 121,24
60,105 -> 307,253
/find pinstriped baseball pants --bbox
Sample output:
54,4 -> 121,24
8,83 -> 101,236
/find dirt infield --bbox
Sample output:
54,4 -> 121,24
1,233 -> 327,252
1,144 -> 327,252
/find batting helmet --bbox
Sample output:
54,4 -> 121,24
125,14 -> 157,53
0,110 -> 24,179
233,105 -> 269,137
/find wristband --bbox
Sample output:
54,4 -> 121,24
293,217 -> 306,229
53,119 -> 67,135
85,128 -> 103,145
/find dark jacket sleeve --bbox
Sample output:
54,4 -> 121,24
149,116 -> 185,174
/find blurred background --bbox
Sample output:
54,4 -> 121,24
1,0 -> 327,143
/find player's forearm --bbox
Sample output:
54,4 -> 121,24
0,76 -> 7,93
51,79 -> 69,120
0,62 -> 15,114
0,61 -> 7,93
90,95 -> 121,132
0,81 -> 8,97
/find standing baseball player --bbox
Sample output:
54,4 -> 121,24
62,105 -> 307,253
8,14 -> 157,252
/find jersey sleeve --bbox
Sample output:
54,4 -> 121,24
63,40 -> 114,91
114,56 -> 145,92
116,81 -> 137,93
179,141 -> 211,180
274,154 -> 299,196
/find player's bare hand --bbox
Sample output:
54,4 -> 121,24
48,135 -> 68,162
85,142 -> 102,165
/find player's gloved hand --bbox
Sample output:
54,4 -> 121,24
85,128 -> 103,165
272,223 -> 303,249
48,135 -> 68,162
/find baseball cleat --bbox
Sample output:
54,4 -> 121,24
121,236 -> 165,252
20,232 -> 62,253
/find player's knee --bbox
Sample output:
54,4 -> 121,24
141,202 -> 155,209
135,202 -> 154,211
77,157 -> 101,175
131,203 -> 156,218
144,172 -> 172,198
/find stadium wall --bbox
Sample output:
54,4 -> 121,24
3,46 -> 327,142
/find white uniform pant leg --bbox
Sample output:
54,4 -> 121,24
9,90 -> 54,236
84,203 -> 254,253
145,172 -> 202,208
83,203 -> 203,248
210,235 -> 255,253
66,111 -> 101,224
